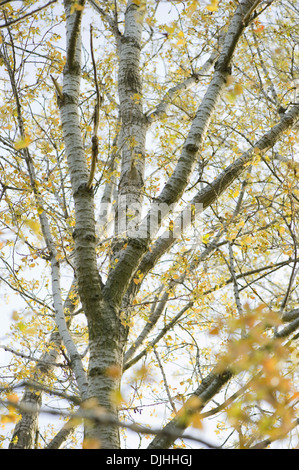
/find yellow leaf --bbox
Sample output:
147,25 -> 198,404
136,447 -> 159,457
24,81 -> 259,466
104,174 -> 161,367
70,2 -> 84,14
206,4 -> 218,11
186,3 -> 197,17
24,218 -> 42,237
191,414 -> 203,429
262,357 -> 277,373
290,392 -> 299,401
105,365 -> 121,378
226,75 -> 234,86
12,310 -> 19,321
83,438 -> 101,449
226,91 -> 236,103
110,389 -> 124,406
209,326 -> 219,335
132,93 -> 142,103
242,235 -> 253,246
1,414 -> 17,424
25,326 -> 37,336
14,135 -> 32,150
186,395 -> 202,410
192,308 -> 201,313
7,393 -> 19,404
134,364 -> 150,381
81,397 -> 101,410
206,0 -> 219,11
234,83 -> 243,95
202,233 -> 211,244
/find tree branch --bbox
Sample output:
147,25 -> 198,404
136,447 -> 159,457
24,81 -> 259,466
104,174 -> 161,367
0,0 -> 58,29
103,0 -> 280,307
65,0 -> 86,72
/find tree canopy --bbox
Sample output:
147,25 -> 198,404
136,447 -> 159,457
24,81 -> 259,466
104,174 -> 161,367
0,0 -> 299,450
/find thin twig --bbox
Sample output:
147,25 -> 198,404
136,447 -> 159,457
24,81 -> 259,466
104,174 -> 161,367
154,348 -> 177,413
3,398 -> 219,449
0,0 -> 58,29
87,24 -> 101,189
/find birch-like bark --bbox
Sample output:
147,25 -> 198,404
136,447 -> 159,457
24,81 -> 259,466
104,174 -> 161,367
8,332 -> 59,449
146,42 -> 223,123
148,297 -> 299,449
59,1 -> 103,388
60,1 -> 130,449
153,0 -> 259,205
147,367 -> 233,449
60,0 -> 103,329
114,0 -> 147,243
9,284 -> 79,449
96,124 -> 121,240
134,103 -> 299,284
282,307 -> 299,322
104,0 -> 263,308
145,105 -> 299,450
123,230 -> 224,365
4,28 -> 88,446
85,1 -> 148,448
45,418 -> 77,449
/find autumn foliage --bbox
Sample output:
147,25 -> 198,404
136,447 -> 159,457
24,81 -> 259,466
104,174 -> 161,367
0,0 -> 299,450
